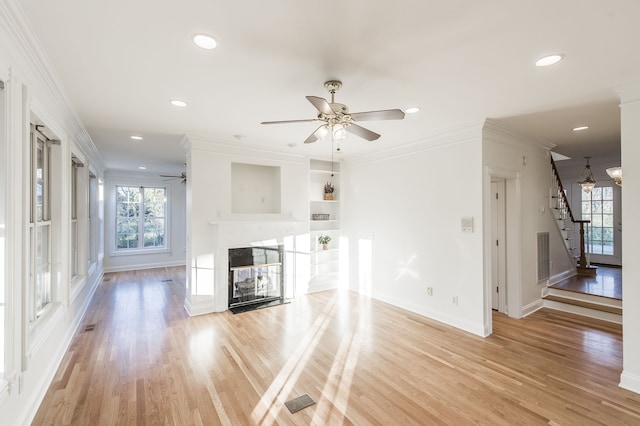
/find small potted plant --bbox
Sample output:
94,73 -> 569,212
324,182 -> 335,200
318,234 -> 331,250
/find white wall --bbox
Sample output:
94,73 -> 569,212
617,81 -> 640,394
185,138 -> 309,315
483,121 -> 575,319
0,1 -> 106,423
103,170 -> 187,272
342,126 -> 486,336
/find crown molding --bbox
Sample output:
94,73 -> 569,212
185,134 -> 308,165
345,121 -> 485,167
483,119 -> 556,154
0,0 -> 105,174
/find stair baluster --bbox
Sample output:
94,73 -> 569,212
550,157 -> 596,276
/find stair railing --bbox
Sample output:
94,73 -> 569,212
550,156 -> 591,270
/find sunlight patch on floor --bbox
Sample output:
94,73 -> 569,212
250,298 -> 338,423
312,306 -> 365,424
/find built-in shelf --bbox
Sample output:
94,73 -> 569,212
309,159 -> 341,290
311,248 -> 339,254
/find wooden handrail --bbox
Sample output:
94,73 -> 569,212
550,156 -> 575,223
550,156 -> 593,273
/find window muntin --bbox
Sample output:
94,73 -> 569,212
581,186 -> 614,255
116,186 -> 166,251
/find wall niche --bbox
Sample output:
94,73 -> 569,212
231,163 -> 281,214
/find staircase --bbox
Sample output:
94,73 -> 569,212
549,157 -> 597,275
543,286 -> 622,324
544,157 -> 620,322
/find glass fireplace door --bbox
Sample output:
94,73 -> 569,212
228,246 -> 284,308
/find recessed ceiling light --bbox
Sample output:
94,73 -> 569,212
572,126 -> 589,131
405,107 -> 421,114
138,166 -> 147,170
535,54 -> 564,67
193,34 -> 218,50
170,99 -> 188,108
130,135 -> 143,140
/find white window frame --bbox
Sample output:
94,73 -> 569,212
113,184 -> 169,255
581,185 -> 615,256
0,78 -> 8,397
88,171 -> 98,270
29,126 -> 52,321
70,157 -> 80,279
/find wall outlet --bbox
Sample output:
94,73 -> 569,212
452,296 -> 459,305
427,287 -> 433,296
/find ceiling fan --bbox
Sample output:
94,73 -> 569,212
160,172 -> 187,183
261,80 -> 405,144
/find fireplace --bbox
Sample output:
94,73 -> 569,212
228,245 -> 284,310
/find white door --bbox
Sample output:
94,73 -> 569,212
491,181 -> 506,311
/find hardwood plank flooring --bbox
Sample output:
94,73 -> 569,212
550,265 -> 622,300
33,267 -> 640,425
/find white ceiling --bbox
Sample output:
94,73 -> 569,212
19,0 -> 638,175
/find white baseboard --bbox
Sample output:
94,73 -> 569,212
103,261 -> 186,273
549,268 -> 576,285
522,299 -> 544,317
21,269 -> 102,425
373,292 -> 486,337
620,371 -> 640,395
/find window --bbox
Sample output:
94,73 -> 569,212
30,125 -> 52,319
88,172 -> 97,267
70,157 -> 80,278
0,79 -> 6,380
116,186 -> 166,251
582,186 -> 614,255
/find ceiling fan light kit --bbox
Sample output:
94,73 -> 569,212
261,80 -> 406,145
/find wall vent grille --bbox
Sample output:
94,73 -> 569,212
537,232 -> 550,282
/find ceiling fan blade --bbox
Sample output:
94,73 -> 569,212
303,125 -> 328,144
350,109 -> 405,121
347,123 -> 381,141
261,119 -> 317,125
160,174 -> 181,178
306,96 -> 333,115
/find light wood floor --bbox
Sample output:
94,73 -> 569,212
33,267 -> 640,425
551,265 -> 622,300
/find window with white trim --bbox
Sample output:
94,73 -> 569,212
115,186 -> 166,251
88,171 -> 98,267
30,125 -> 52,319
0,79 -> 7,380
581,186 -> 614,255
70,157 -> 80,279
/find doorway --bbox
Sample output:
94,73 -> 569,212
484,166 -> 523,336
491,180 -> 507,313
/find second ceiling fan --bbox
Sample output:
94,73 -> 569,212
261,80 -> 405,144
